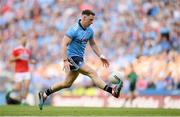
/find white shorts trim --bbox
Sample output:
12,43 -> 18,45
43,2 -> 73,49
14,72 -> 31,82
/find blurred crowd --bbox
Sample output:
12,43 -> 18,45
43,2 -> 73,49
0,0 -> 180,96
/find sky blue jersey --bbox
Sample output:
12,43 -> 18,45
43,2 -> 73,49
66,20 -> 94,58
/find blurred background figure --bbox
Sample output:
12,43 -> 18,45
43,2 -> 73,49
0,0 -> 179,107
123,63 -> 138,106
6,34 -> 36,105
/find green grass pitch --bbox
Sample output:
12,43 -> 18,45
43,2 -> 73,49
0,105 -> 180,116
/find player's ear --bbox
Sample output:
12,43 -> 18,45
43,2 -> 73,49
83,15 -> 87,20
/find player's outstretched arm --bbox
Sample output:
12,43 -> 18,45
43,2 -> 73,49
30,58 -> 36,64
89,39 -> 109,67
62,36 -> 73,72
9,55 -> 20,63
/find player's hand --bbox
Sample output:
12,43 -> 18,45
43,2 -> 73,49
100,55 -> 109,68
30,59 -> 36,64
14,55 -> 24,61
63,60 -> 72,72
19,54 -> 29,60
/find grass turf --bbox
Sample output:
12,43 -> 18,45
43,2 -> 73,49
0,105 -> 180,116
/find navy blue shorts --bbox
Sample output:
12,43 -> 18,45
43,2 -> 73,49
68,56 -> 84,71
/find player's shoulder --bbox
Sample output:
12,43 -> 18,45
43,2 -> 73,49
13,46 -> 22,51
69,23 -> 79,32
88,27 -> 93,31
13,46 -> 29,52
87,27 -> 94,34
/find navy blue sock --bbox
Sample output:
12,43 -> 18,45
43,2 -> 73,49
103,85 -> 112,94
45,88 -> 53,96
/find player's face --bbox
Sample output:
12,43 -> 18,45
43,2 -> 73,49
19,37 -> 27,47
84,15 -> 94,27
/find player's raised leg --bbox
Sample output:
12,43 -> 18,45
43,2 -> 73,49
38,71 -> 79,110
13,81 -> 22,93
51,71 -> 79,92
79,64 -> 123,98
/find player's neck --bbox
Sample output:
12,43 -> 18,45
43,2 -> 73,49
80,20 -> 87,29
19,44 -> 26,48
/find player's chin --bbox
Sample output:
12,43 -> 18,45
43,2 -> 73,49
88,23 -> 92,26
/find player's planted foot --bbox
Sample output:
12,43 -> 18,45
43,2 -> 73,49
38,91 -> 47,110
112,80 -> 123,98
21,99 -> 29,106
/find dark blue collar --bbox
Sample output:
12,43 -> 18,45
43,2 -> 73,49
78,19 -> 86,31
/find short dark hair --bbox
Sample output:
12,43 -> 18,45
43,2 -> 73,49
82,9 -> 95,16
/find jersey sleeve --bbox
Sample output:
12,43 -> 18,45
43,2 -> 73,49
12,49 -> 18,56
89,29 -> 94,40
65,26 -> 76,39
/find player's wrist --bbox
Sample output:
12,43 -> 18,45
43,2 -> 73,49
99,54 -> 105,59
63,59 -> 68,62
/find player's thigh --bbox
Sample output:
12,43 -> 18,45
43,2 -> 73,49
23,72 -> 31,81
64,71 -> 79,84
13,82 -> 22,91
24,80 -> 30,89
79,63 -> 97,77
14,73 -> 23,83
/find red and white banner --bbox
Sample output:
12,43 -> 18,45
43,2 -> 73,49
52,95 -> 180,109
